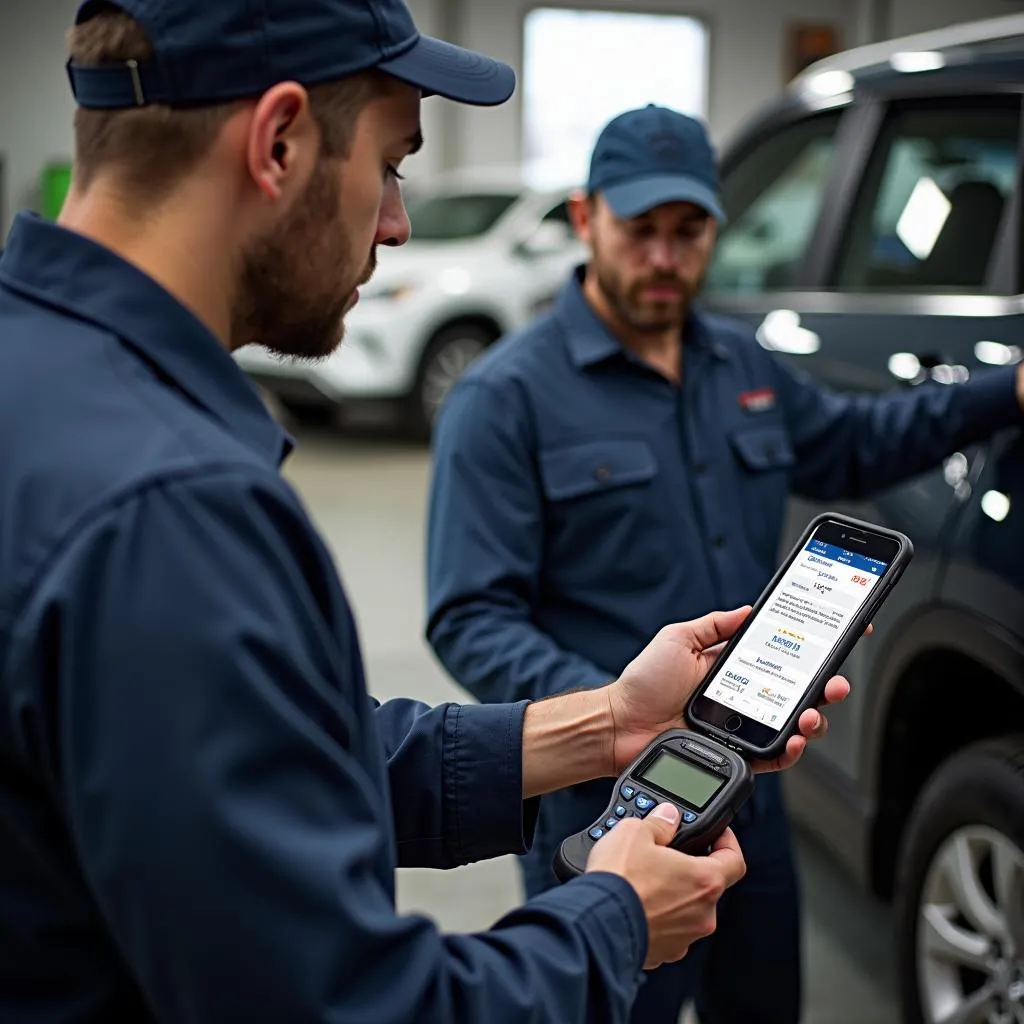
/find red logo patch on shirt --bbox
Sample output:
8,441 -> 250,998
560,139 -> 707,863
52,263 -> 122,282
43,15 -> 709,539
738,387 -> 777,413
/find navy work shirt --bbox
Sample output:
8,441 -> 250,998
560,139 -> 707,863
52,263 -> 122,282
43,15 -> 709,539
0,216 -> 651,1023
426,268 -> 1021,880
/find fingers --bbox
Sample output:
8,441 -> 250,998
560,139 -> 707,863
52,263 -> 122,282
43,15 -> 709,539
707,828 -> 746,887
644,802 -> 682,846
701,640 -> 728,662
798,707 -> 829,740
751,735 -> 805,774
821,675 -> 851,705
782,735 -> 807,768
680,606 -> 752,652
749,677 -> 851,773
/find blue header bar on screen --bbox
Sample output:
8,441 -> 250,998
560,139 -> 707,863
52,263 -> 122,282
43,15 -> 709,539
806,539 -> 890,575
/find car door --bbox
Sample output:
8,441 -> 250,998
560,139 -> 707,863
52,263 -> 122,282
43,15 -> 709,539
701,100 -> 877,778
703,90 -> 1024,781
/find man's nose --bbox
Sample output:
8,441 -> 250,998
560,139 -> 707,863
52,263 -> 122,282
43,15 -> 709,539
647,237 -> 677,270
376,184 -> 411,248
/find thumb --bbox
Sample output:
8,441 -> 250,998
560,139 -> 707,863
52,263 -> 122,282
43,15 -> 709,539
644,802 -> 681,846
685,607 -> 751,652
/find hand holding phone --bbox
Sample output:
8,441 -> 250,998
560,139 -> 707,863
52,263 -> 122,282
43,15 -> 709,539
686,514 -> 913,760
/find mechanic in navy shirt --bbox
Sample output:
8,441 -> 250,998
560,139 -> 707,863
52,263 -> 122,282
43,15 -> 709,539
426,105 -> 1024,1024
0,7 -> 862,1022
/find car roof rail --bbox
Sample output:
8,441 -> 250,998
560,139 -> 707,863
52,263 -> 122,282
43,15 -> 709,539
796,12 -> 1024,80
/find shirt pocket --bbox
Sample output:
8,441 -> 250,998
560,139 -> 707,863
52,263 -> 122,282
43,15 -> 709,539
728,423 -> 795,565
539,438 -> 656,501
538,438 -> 664,589
728,423 -> 796,473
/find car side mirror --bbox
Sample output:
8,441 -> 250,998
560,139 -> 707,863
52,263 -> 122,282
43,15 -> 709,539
515,220 -> 572,259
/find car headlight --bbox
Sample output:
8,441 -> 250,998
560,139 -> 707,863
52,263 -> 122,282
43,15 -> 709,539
359,282 -> 419,304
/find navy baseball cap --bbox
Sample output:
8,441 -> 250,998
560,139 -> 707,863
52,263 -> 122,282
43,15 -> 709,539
587,105 -> 725,222
66,0 -> 515,110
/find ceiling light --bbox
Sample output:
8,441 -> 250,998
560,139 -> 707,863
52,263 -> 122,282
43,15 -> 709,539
975,340 -> 1022,366
981,490 -> 1010,523
888,352 -> 921,380
890,51 -> 946,73
756,309 -> 820,355
803,70 -> 854,98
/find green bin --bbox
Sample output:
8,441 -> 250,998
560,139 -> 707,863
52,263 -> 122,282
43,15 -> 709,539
40,163 -> 73,220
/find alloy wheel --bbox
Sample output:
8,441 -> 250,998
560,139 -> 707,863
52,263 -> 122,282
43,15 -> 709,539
419,335 -> 488,426
918,825 -> 1024,1024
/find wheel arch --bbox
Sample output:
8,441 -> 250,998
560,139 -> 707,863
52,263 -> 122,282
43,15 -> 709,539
863,604 -> 1024,898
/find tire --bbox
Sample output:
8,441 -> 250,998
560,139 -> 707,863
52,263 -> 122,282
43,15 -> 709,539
894,737 -> 1024,1024
407,323 -> 495,440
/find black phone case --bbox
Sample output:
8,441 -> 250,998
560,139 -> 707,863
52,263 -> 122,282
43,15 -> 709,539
685,512 -> 914,761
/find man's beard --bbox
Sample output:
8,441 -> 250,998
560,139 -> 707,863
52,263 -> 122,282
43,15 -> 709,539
232,159 -> 375,361
594,261 -> 702,335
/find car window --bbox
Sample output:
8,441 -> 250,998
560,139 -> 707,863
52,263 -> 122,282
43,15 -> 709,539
705,112 -> 843,294
833,99 -> 1022,292
405,192 -> 519,241
541,201 -> 572,225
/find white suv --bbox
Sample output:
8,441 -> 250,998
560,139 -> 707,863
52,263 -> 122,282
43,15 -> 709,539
234,167 -> 585,436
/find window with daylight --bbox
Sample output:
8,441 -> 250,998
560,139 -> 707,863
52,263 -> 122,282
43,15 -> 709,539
521,8 -> 710,189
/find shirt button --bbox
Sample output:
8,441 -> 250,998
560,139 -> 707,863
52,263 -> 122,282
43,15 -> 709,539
713,536 -> 726,548
694,461 -> 708,474
594,465 -> 611,483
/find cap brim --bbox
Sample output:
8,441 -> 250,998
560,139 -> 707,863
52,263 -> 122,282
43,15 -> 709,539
378,35 -> 515,106
602,174 -> 725,222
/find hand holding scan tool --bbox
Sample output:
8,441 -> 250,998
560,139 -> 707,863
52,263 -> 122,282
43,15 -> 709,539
555,728 -> 753,879
556,513 -> 912,883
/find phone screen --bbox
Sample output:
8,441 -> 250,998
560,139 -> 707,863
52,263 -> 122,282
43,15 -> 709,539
700,524 -> 894,735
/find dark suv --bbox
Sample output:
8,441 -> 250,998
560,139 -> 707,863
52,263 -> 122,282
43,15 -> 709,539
700,14 -> 1024,1024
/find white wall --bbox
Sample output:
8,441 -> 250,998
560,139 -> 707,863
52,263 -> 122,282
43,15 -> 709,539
455,0 -> 1018,172
0,0 -> 1016,234
0,0 -> 441,235
456,0 -> 859,170
889,0 -> 1019,37
0,0 -> 80,230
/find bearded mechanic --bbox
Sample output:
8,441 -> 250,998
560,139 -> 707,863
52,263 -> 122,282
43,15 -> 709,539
0,2 -> 851,1022
425,104 -> 1024,1024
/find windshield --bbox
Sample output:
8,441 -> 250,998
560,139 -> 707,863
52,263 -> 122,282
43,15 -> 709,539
405,192 -> 519,241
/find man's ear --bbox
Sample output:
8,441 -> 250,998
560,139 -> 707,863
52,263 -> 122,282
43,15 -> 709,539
568,189 -> 594,246
246,82 -> 318,202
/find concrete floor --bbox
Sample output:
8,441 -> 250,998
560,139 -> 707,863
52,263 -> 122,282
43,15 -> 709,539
281,422 -> 902,1024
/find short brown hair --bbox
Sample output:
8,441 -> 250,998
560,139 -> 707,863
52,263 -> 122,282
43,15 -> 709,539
68,3 -> 381,202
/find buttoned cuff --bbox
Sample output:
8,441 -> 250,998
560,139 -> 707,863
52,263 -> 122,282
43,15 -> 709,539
443,701 -> 540,864
527,871 -> 649,986
955,365 -> 1021,443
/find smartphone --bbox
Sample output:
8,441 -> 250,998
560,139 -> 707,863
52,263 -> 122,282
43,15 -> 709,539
685,513 -> 913,761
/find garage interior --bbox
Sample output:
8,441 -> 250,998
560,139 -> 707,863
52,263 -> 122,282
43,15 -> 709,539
2,2 -> 1023,1023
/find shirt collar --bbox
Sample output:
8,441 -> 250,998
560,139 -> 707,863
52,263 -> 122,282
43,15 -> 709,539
555,265 -> 731,369
0,213 -> 293,466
